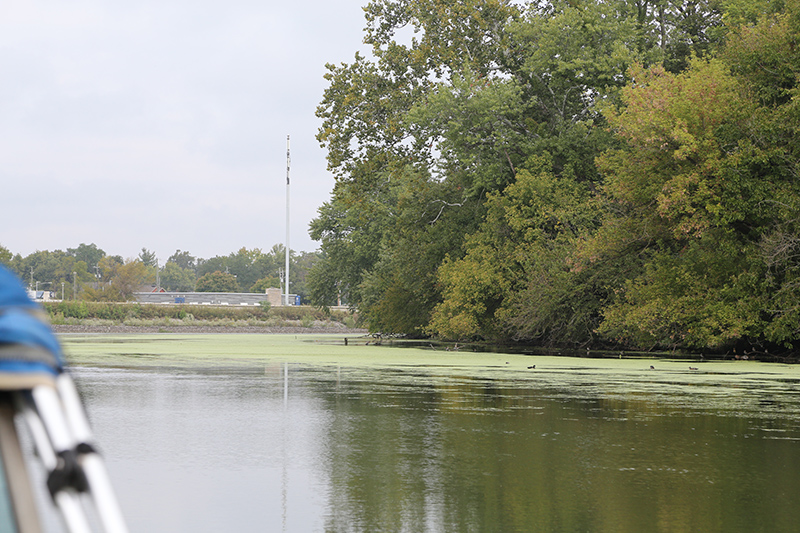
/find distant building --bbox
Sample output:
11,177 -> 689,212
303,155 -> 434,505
27,290 -> 55,302
134,288 -> 299,306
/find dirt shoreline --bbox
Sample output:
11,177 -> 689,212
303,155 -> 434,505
52,324 -> 370,335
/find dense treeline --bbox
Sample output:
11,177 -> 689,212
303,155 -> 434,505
308,0 -> 800,354
0,242 -> 320,302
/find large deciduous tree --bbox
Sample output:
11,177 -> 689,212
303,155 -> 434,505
584,55 -> 794,350
84,258 -> 152,301
160,262 -> 196,292
428,156 -> 601,344
67,243 -> 106,269
195,271 -> 239,293
168,250 -> 197,272
310,0 -> 523,321
310,0 -> 647,333
721,1 -> 800,347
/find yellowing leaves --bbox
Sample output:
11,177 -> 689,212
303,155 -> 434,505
429,163 -> 596,341
611,61 -> 737,154
597,59 -> 747,242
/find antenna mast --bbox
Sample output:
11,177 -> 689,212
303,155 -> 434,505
285,135 -> 290,306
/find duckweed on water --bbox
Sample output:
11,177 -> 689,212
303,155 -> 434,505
59,334 -> 800,533
59,334 -> 800,418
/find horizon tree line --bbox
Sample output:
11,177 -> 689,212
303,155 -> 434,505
0,242 -> 321,303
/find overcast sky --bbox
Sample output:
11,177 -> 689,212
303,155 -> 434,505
0,0 -> 370,262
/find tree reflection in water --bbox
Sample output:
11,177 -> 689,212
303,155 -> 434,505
73,362 -> 800,532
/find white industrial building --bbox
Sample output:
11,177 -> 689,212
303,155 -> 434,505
134,287 -> 299,306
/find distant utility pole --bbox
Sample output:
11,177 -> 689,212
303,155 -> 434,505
285,134 -> 291,306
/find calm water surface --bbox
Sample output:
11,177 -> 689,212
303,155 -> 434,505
68,359 -> 800,532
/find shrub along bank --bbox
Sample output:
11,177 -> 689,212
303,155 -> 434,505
43,301 -> 356,328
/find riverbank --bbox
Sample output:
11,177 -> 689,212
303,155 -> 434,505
53,324 -> 368,335
45,301 -> 368,335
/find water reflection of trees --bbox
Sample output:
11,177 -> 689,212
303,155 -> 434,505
316,375 -> 800,533
74,366 -> 800,531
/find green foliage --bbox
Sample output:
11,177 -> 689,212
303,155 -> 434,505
82,285 -> 125,302
310,0 -> 642,332
0,245 -> 11,266
195,271 -> 240,292
307,0 -> 800,354
720,0 -> 800,348
225,247 -> 268,292
3,243 -> 318,302
761,217 -> 800,345
6,248 -> 92,299
596,59 -> 755,241
587,59 -> 751,349
406,70 -> 526,196
67,243 -> 105,269
250,276 -> 280,293
113,259 -> 152,297
194,245 -> 316,296
723,7 -> 800,108
720,0 -> 786,27
51,300 -> 90,319
167,250 -> 197,271
429,158 -> 600,343
196,256 -> 227,278
160,262 -> 196,291
660,0 -> 725,72
44,301 -> 354,326
583,35 -> 800,352
308,188 -> 389,307
311,0 -> 529,319
597,241 -> 766,350
82,259 -> 152,302
138,248 -> 157,267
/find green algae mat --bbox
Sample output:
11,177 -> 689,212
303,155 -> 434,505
59,332 -> 800,425
59,336 -> 800,533
60,333 -> 799,386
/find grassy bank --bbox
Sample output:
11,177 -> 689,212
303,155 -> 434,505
43,301 -> 358,329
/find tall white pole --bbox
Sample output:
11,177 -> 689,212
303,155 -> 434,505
285,135 -> 291,306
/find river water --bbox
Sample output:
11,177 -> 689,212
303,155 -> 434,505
60,348 -> 800,533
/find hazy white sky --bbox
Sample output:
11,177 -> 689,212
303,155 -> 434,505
0,0 -> 369,261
